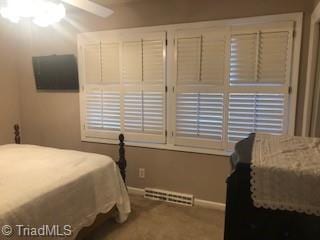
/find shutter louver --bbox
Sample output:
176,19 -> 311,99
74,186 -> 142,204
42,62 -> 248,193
228,93 -> 285,143
177,37 -> 201,84
84,44 -> 101,84
101,42 -> 120,84
176,93 -> 224,141
258,31 -> 289,84
230,34 -> 257,85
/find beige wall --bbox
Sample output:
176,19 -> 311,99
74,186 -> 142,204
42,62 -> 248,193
0,20 -> 20,144
14,0 -> 313,203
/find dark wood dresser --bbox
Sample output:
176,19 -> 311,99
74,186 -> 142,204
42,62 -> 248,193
224,134 -> 320,240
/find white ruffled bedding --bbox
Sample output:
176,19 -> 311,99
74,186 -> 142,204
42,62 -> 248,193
251,133 -> 320,216
0,144 -> 131,239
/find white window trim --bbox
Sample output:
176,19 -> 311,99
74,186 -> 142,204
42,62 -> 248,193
78,12 -> 303,156
302,3 -> 320,137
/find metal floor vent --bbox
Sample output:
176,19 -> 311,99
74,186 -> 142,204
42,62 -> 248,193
144,188 -> 194,206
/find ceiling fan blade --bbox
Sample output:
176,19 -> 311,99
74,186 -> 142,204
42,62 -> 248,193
61,0 -> 113,18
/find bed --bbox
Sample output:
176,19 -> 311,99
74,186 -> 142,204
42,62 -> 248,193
224,133 -> 320,240
0,125 -> 130,239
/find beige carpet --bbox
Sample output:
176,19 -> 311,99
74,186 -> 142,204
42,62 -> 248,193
89,195 -> 225,240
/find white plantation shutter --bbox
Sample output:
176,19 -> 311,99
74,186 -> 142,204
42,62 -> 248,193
230,26 -> 292,85
227,22 -> 293,146
124,92 -> 143,132
201,34 -> 226,85
79,20 -> 298,152
176,93 -> 224,139
83,43 -> 101,84
84,87 -> 121,140
228,93 -> 286,143
143,40 -> 164,83
230,34 -> 257,84
143,92 -> 164,134
102,92 -> 121,131
258,31 -> 290,83
81,32 -> 166,143
174,29 -> 227,149
101,42 -> 120,83
122,32 -> 166,143
124,92 -> 164,135
122,41 -> 142,83
177,37 -> 201,84
85,88 -> 103,130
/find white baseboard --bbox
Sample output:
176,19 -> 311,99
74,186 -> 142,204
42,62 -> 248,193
127,186 -> 144,196
127,186 -> 225,212
194,198 -> 226,211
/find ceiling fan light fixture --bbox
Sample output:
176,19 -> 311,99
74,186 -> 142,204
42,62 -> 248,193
0,0 -> 66,27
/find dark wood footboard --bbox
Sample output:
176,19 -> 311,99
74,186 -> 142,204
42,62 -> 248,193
14,124 -> 21,144
117,134 -> 127,183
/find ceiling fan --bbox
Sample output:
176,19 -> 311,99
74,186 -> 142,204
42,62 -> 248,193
0,0 -> 113,27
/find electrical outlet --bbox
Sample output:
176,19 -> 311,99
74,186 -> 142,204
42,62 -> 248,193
139,168 -> 145,178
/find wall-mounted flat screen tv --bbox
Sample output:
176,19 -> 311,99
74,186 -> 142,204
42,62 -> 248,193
32,54 -> 79,90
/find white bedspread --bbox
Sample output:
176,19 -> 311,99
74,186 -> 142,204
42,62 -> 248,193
251,133 -> 320,216
0,144 -> 131,239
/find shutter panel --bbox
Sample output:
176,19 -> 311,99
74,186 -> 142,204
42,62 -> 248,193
122,41 -> 142,83
84,43 -> 101,84
86,88 -> 103,129
174,29 -> 227,149
102,92 -> 121,131
143,40 -> 164,83
124,92 -> 143,132
124,91 -> 165,143
122,32 -> 166,143
85,88 -> 121,132
176,37 -> 201,84
143,92 -> 164,134
201,34 -> 226,85
175,92 -> 224,148
228,93 -> 285,143
101,42 -> 120,84
258,31 -> 290,84
230,33 -> 257,85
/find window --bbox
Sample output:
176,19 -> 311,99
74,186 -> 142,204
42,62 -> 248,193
78,14 -> 301,155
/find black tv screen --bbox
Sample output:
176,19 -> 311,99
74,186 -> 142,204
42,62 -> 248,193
33,55 -> 79,90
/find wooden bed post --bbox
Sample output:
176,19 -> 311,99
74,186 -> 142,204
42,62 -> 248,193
117,134 -> 127,183
14,124 -> 21,144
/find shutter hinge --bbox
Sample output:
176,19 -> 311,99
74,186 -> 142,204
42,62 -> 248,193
165,39 -> 168,46
83,124 -> 86,130
173,86 -> 175,92
165,130 -> 167,137
171,131 -> 174,137
292,30 -> 296,38
288,86 -> 292,94
165,86 -> 168,92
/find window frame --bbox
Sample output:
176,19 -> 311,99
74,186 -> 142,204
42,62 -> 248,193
78,12 -> 303,156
